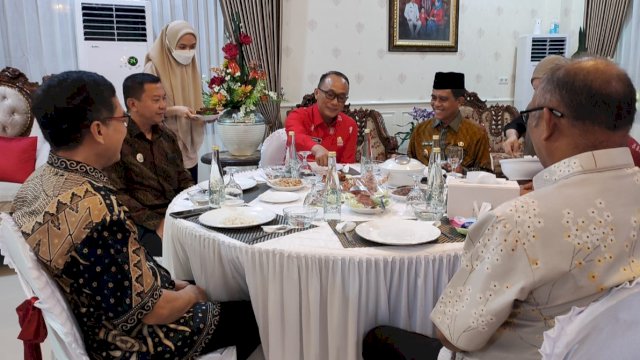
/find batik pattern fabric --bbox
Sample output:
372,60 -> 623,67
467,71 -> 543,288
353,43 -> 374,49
12,153 -> 220,359
431,148 -> 640,360
407,112 -> 492,171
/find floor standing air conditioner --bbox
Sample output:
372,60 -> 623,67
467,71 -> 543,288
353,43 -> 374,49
74,0 -> 153,103
514,34 -> 569,111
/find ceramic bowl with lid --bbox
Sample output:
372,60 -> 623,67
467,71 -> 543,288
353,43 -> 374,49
499,157 -> 543,180
380,156 -> 426,186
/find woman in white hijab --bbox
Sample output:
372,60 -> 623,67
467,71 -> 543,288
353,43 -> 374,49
145,20 -> 204,181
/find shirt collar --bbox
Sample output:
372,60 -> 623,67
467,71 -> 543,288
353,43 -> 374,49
312,103 -> 342,127
432,111 -> 462,132
533,147 -> 635,190
47,153 -> 111,185
128,117 -> 161,140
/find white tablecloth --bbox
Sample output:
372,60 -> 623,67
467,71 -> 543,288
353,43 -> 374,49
163,169 -> 463,360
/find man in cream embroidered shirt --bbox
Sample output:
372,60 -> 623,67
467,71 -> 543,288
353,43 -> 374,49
431,58 -> 640,359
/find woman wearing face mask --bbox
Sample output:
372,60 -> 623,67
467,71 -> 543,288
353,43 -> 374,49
144,20 -> 204,181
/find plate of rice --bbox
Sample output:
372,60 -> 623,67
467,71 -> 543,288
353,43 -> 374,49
199,207 -> 276,229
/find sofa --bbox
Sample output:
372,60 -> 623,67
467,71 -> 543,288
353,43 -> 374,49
0,67 -> 50,213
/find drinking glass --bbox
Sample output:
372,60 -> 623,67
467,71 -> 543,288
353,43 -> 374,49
445,145 -> 464,177
406,174 -> 426,205
298,150 -> 317,184
224,167 -> 244,205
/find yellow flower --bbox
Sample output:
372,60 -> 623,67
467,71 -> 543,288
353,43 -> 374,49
239,85 -> 253,94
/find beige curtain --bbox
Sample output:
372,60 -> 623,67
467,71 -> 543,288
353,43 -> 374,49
584,0 -> 631,58
220,0 -> 283,134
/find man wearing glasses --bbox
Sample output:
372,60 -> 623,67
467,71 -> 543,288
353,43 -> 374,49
364,58 -> 639,360
104,73 -> 194,256
285,71 -> 358,166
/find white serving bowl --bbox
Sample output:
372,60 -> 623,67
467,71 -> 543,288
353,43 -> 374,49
499,157 -> 544,180
380,156 -> 426,187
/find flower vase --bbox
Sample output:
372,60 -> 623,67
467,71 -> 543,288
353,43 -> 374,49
216,109 -> 266,156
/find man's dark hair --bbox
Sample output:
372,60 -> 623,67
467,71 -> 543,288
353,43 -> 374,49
317,71 -> 350,88
451,89 -> 466,99
123,73 -> 162,110
32,71 -> 116,151
537,57 -> 636,131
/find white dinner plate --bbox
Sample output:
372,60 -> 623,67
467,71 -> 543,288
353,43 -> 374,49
267,179 -> 305,191
198,207 -> 276,229
348,205 -> 384,215
235,177 -> 257,190
355,219 -> 441,245
199,178 -> 257,191
259,191 -> 300,204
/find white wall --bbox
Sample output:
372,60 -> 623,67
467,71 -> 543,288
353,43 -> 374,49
280,0 -> 585,151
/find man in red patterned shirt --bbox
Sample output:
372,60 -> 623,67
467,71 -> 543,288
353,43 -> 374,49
285,71 -> 358,166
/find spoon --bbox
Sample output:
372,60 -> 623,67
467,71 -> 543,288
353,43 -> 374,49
261,224 -> 294,233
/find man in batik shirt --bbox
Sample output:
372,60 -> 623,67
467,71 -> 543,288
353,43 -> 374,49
364,59 -> 640,359
12,71 -> 260,359
407,72 -> 491,171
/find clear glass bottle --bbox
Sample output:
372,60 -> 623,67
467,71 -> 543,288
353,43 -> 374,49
285,131 -> 299,178
425,147 -> 446,217
360,128 -> 372,173
427,134 -> 440,165
208,146 -> 224,208
323,151 -> 341,221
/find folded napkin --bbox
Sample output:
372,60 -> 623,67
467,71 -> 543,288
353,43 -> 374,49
464,171 -> 506,185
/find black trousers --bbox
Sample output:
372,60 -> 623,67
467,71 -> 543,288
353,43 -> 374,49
136,225 -> 163,257
362,325 -> 443,360
188,165 -> 198,183
201,300 -> 261,360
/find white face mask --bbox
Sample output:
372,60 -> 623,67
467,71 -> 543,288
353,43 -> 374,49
172,49 -> 195,65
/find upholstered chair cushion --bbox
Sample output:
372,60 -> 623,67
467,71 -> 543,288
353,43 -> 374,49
0,136 -> 37,183
0,84 -> 32,137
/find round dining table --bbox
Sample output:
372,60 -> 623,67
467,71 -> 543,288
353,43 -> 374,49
162,168 -> 464,360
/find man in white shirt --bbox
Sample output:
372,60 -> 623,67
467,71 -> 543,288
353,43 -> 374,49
363,58 -> 640,359
404,0 -> 420,38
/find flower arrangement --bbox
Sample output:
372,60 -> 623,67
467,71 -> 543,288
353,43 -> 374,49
204,16 -> 277,122
394,107 -> 435,146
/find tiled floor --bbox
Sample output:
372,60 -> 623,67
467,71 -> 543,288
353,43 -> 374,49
0,266 -> 52,359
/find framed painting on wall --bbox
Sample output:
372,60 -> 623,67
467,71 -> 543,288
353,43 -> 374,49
389,0 -> 459,52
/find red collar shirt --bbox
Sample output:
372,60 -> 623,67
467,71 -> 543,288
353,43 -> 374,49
629,135 -> 640,167
285,104 -> 358,163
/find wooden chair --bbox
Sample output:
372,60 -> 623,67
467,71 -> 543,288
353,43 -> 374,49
459,91 -> 519,176
287,94 -> 398,161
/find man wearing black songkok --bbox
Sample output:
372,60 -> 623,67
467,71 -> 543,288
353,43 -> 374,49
407,72 -> 491,171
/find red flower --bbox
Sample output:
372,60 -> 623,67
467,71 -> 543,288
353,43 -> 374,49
222,42 -> 239,60
208,76 -> 225,89
239,32 -> 252,45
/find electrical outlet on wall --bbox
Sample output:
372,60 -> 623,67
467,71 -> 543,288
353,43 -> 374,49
498,76 -> 509,85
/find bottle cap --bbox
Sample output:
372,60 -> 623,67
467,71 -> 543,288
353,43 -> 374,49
212,145 -> 219,151
432,135 -> 439,140
288,131 -> 294,135
364,129 -> 371,134
328,151 -> 336,156
433,147 -> 441,152
458,142 -> 464,147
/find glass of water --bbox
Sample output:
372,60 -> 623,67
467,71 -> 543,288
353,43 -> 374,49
283,206 -> 318,229
224,167 -> 244,205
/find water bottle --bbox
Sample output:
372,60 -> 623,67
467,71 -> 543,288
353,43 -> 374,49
323,152 -> 341,221
285,131 -> 299,178
209,146 -> 224,208
360,128 -> 372,173
425,147 -> 445,218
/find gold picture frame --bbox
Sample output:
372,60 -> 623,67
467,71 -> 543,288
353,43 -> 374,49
389,0 -> 459,52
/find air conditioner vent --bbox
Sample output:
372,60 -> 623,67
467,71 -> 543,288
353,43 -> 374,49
81,3 -> 147,42
530,37 -> 567,62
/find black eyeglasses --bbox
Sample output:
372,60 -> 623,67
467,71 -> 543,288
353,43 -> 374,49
520,107 -> 563,125
317,88 -> 349,103
102,113 -> 130,127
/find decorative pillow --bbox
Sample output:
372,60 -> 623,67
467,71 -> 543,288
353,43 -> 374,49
0,136 -> 37,183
